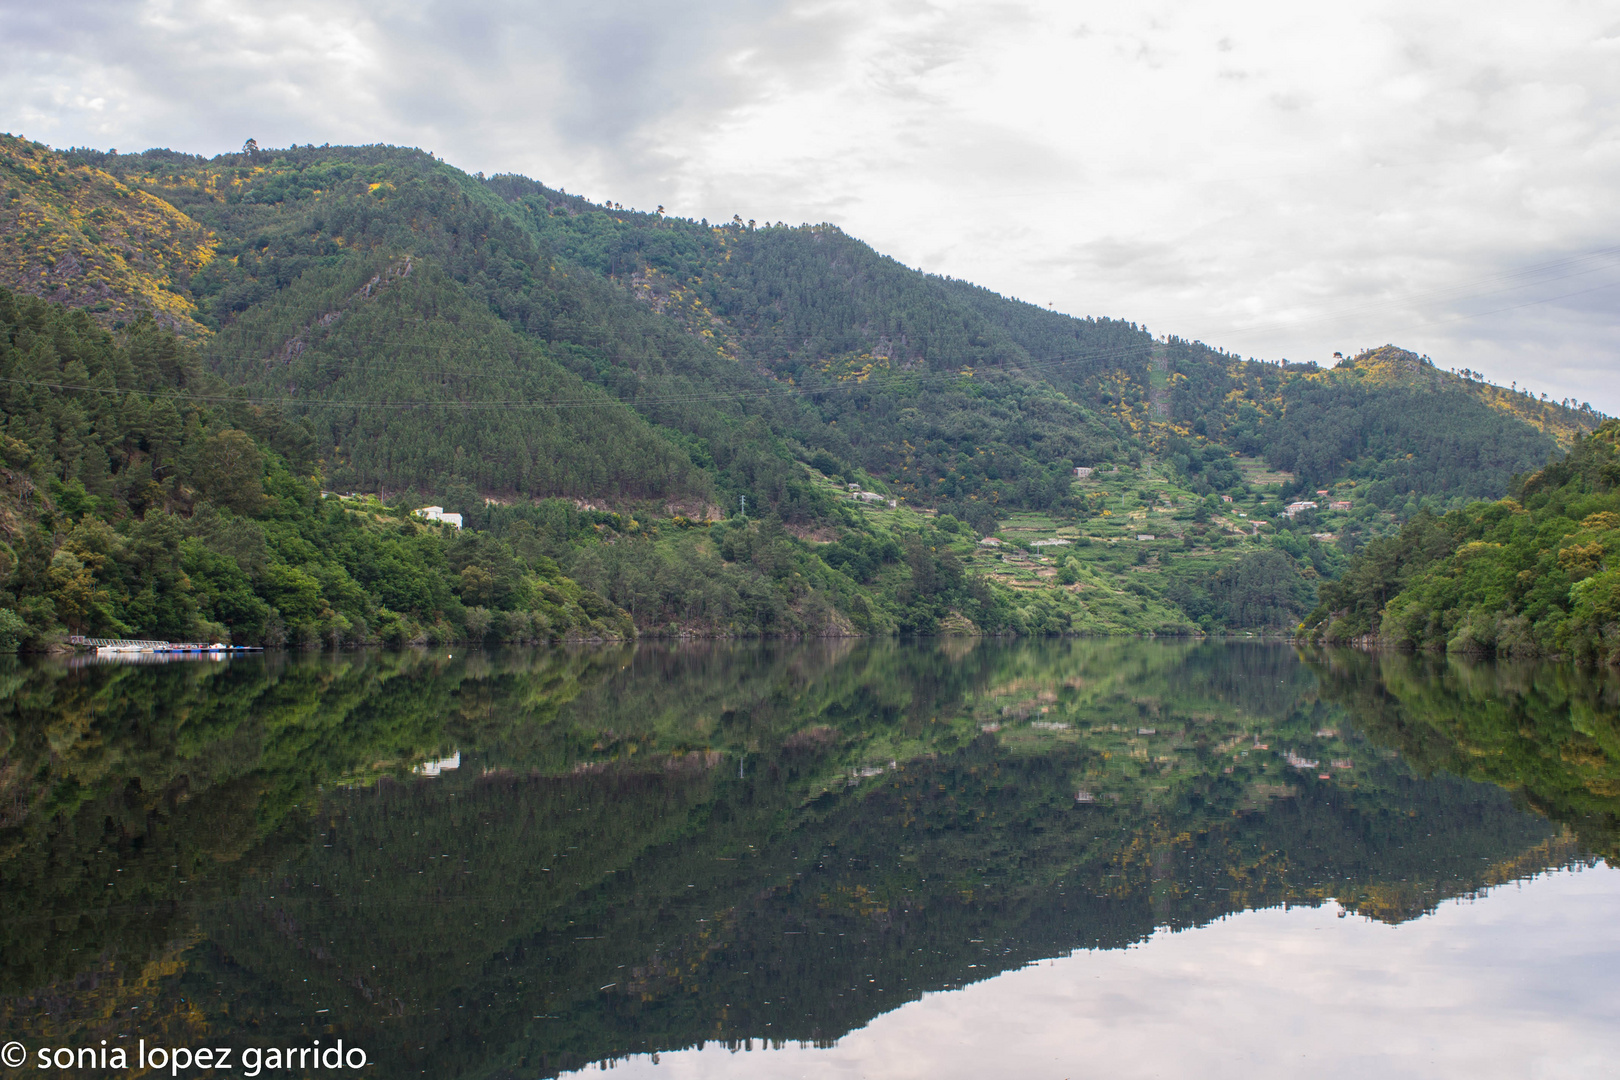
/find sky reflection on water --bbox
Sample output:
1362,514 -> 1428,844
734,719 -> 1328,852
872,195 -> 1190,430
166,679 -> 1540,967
594,866 -> 1620,1080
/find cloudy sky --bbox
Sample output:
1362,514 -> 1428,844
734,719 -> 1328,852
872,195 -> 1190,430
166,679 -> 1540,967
5,0 -> 1619,407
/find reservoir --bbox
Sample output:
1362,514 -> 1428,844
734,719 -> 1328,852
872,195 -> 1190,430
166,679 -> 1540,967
2,640 -> 1616,1078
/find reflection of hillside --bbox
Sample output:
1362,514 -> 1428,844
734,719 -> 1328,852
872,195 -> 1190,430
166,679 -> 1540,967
1309,649 -> 1620,861
0,648 -> 623,995
189,727 -> 1561,1079
0,643 -> 1582,1079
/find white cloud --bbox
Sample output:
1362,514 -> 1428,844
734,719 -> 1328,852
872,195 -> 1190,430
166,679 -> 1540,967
3,0 -> 1618,407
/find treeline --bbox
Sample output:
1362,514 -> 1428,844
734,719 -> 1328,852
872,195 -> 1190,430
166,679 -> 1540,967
1165,550 -> 1317,632
478,503 -> 1018,638
1303,420 -> 1620,660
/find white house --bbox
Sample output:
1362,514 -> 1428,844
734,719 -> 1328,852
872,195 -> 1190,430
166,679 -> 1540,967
1282,500 -> 1319,518
415,506 -> 464,529
1073,466 -> 1094,479
413,751 -> 461,777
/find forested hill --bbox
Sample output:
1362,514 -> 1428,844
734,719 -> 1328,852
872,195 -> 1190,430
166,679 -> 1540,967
1164,342 -> 1585,508
0,133 -> 1607,643
1303,419 -> 1620,660
0,288 -> 642,649
6,136 -> 1594,521
0,133 -> 213,337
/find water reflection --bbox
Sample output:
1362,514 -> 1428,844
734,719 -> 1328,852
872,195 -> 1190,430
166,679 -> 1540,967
605,868 -> 1620,1080
1309,649 -> 1620,860
0,641 -> 1615,1078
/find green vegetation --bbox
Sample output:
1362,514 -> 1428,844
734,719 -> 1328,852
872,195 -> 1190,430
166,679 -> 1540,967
0,289 -> 634,647
0,133 -> 214,336
1304,420 -> 1620,660
1165,342 -> 1583,509
1,136 -> 1609,637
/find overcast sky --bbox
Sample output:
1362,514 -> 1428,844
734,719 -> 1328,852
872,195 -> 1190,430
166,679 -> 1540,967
5,0 -> 1619,408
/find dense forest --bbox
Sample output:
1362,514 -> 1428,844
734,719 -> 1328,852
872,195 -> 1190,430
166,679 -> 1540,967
0,290 -> 635,647
0,133 -> 1610,641
1304,420 -> 1620,659
1165,342 -> 1571,507
0,290 -> 1049,645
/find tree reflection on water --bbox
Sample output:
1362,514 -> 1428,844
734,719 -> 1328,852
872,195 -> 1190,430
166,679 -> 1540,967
1,640 -> 1611,1077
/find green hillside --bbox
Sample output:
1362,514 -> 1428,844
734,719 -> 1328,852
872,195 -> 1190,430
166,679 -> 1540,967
0,134 -> 214,337
1163,342 -> 1592,504
0,289 -> 638,648
0,134 -> 1607,640
1303,419 -> 1620,659
60,140 -> 1587,520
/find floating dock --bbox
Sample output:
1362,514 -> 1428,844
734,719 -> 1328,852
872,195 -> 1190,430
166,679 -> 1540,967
71,636 -> 265,656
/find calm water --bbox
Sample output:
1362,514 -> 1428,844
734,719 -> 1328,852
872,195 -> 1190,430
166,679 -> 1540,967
1,641 -> 1617,1078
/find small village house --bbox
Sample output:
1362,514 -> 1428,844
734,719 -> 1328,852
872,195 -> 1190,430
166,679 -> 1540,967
415,506 -> 464,528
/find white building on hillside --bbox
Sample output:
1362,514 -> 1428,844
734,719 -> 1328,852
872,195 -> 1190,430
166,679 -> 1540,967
415,506 -> 464,528
852,491 -> 896,506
